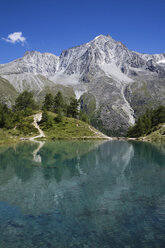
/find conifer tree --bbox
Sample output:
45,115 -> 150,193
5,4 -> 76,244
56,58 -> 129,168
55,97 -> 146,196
41,109 -> 53,128
67,97 -> 79,118
152,106 -> 165,126
136,117 -> 145,136
42,109 -> 49,123
0,104 -> 14,129
42,93 -> 54,111
127,105 -> 165,138
14,91 -> 37,113
55,107 -> 63,123
54,91 -> 64,113
79,111 -> 89,123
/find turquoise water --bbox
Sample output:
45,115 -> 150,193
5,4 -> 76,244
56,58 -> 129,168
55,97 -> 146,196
0,140 -> 165,248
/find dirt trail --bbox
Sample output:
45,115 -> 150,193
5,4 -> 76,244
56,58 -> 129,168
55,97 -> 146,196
29,113 -> 45,141
21,112 -> 110,141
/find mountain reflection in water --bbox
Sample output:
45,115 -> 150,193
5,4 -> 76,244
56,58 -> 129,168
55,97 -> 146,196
0,140 -> 165,248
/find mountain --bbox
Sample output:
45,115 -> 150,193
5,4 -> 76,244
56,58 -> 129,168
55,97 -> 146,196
0,34 -> 165,135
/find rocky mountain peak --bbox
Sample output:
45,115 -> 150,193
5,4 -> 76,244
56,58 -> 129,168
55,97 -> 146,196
24,51 -> 38,57
1,34 -> 165,81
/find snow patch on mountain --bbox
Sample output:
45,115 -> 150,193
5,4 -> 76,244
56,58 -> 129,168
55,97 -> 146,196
157,59 -> 165,64
50,72 -> 80,86
99,63 -> 133,83
75,89 -> 86,99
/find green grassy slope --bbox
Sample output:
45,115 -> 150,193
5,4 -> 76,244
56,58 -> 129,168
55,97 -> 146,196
0,111 -> 109,145
126,80 -> 165,118
40,112 -> 99,139
0,76 -> 18,106
140,123 -> 165,142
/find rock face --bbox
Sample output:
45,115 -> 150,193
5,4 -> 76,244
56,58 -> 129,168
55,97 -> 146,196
0,34 -> 165,135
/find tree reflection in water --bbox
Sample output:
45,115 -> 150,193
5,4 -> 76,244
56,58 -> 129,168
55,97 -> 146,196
0,140 -> 164,248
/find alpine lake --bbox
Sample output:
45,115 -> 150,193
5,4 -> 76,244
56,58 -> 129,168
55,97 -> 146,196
0,140 -> 165,248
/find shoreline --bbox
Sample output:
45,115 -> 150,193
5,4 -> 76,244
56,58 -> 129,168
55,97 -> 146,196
1,129 -> 164,147
1,135 -> 164,147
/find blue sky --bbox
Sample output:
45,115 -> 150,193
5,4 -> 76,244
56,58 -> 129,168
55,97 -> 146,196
1,0 -> 165,63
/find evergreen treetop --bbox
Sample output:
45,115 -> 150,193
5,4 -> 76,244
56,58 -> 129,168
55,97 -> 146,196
42,93 -> 54,111
14,91 -> 37,112
54,91 -> 64,113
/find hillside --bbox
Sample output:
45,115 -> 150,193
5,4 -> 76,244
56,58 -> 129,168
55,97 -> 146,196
0,76 -> 18,107
39,112 -> 110,140
0,112 -> 110,145
139,124 -> 165,142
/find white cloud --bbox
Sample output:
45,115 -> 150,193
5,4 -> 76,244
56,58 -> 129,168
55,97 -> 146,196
2,32 -> 26,45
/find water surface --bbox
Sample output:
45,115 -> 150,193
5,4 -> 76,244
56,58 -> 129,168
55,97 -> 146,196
0,140 -> 165,248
